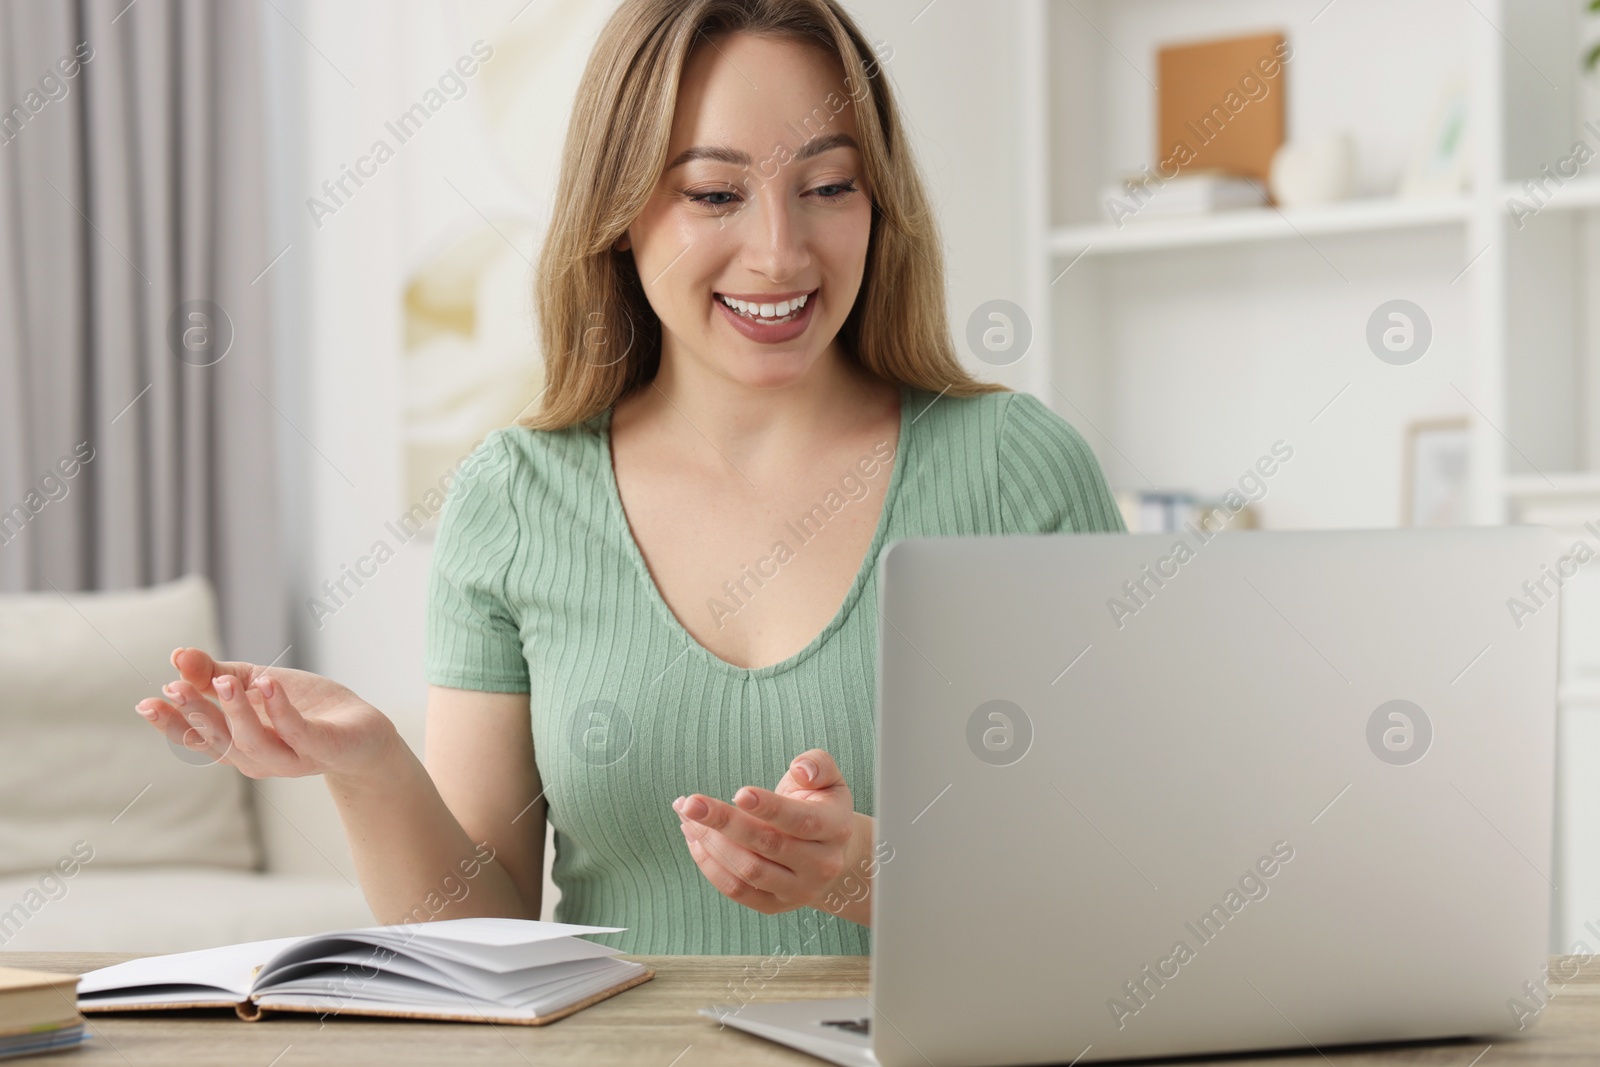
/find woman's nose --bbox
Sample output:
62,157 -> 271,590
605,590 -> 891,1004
737,193 -> 811,279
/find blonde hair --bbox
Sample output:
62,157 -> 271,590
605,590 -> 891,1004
521,0 -> 1009,432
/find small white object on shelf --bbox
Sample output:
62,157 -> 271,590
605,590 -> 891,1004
1269,133 -> 1356,208
1099,170 -> 1266,225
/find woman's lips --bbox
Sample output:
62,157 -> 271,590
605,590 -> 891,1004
713,288 -> 818,344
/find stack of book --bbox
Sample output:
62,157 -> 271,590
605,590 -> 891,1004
1114,488 -> 1259,534
1101,171 -> 1267,222
0,967 -> 88,1060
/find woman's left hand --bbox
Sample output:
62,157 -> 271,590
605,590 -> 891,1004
674,747 -> 859,916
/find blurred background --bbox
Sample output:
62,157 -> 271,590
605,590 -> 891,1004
2,0 -> 1598,956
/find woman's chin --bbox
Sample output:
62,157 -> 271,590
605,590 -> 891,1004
716,352 -> 819,389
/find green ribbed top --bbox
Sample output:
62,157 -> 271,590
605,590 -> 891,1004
422,384 -> 1126,955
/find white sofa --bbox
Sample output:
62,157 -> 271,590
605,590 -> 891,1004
0,575 -> 373,953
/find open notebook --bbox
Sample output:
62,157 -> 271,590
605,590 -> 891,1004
76,918 -> 654,1026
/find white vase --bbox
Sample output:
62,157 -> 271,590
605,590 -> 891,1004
1269,134 -> 1356,208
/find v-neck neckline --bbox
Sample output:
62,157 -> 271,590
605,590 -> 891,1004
599,383 -> 913,680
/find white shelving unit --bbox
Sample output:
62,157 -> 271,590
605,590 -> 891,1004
1017,0 -> 1597,952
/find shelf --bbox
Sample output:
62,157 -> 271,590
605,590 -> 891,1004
1500,175 -> 1600,215
1048,180 -> 1600,257
1503,472 -> 1600,499
1049,196 -> 1472,257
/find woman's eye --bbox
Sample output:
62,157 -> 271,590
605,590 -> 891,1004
685,179 -> 858,210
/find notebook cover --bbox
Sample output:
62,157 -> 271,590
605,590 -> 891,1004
81,998 -> 240,1015
1156,32 -> 1286,187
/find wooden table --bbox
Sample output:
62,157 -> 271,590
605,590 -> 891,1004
3,952 -> 1599,1065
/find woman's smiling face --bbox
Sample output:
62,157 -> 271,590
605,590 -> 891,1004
620,32 -> 873,390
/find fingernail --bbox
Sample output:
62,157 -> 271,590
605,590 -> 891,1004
135,703 -> 156,719
735,789 -> 758,810
682,796 -> 707,819
162,684 -> 186,706
672,796 -> 686,813
795,758 -> 818,782
257,674 -> 275,699
215,676 -> 235,699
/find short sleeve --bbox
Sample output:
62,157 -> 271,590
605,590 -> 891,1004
997,391 -> 1127,534
423,430 -> 531,693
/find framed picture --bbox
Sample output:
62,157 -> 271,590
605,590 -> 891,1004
1398,71 -> 1470,199
1402,418 -> 1471,527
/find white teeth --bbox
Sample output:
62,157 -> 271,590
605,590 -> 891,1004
717,292 -> 810,320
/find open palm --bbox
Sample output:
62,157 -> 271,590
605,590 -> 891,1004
134,647 -> 396,780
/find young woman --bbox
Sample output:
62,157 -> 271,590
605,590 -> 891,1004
134,0 -> 1124,956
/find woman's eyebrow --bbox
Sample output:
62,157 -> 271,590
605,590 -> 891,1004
666,131 -> 859,172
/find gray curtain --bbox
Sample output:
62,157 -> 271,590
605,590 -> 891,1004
0,0 -> 286,662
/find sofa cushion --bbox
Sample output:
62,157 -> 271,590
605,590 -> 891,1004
0,574 -> 260,875
0,867 -> 372,953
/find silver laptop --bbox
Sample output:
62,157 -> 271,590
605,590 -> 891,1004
700,527 -> 1561,1066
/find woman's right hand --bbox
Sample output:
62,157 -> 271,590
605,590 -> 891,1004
135,647 -> 399,782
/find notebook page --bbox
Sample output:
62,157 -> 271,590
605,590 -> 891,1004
253,957 -> 646,1021
306,917 -> 621,948
257,918 -> 627,978
77,937 -> 304,1002
260,946 -> 624,1003
395,933 -> 622,975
